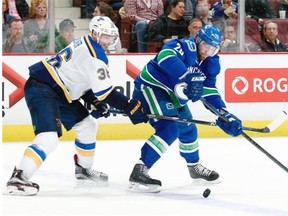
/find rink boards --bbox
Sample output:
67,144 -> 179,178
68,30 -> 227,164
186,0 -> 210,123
2,53 -> 288,141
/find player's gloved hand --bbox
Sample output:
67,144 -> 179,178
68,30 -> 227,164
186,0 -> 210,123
90,102 -> 110,119
216,112 -> 242,137
183,71 -> 206,102
124,99 -> 148,124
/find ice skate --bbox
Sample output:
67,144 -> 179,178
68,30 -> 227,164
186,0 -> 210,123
128,161 -> 162,193
74,154 -> 108,186
188,163 -> 220,183
6,167 -> 39,196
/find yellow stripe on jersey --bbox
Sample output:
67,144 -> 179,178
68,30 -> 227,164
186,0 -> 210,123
96,86 -> 114,101
41,60 -> 72,103
84,36 -> 97,58
75,147 -> 95,157
24,148 -> 43,167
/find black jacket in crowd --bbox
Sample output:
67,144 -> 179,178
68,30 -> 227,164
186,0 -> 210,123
149,13 -> 189,42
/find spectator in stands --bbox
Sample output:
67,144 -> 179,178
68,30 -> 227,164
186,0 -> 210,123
124,0 -> 164,52
194,0 -> 213,26
278,0 -> 288,18
119,3 -> 128,19
187,17 -> 203,37
8,0 -> 21,19
110,0 -> 123,10
258,20 -> 288,52
211,0 -> 238,19
149,0 -> 189,43
93,2 -> 117,22
245,0 -> 276,26
24,0 -> 59,53
55,19 -> 75,53
2,0 -> 15,44
196,0 -> 227,32
93,2 -> 127,52
166,0 -> 195,21
183,0 -> 195,21
81,0 -> 96,18
220,22 -> 238,52
8,0 -> 29,20
3,18 -> 31,53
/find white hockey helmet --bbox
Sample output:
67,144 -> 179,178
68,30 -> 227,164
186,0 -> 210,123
89,16 -> 119,45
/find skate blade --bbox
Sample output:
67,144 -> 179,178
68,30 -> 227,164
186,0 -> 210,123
5,185 -> 38,196
75,179 -> 109,187
191,178 -> 221,185
128,182 -> 161,193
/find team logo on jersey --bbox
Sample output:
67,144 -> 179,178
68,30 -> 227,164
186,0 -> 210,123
166,103 -> 174,110
174,83 -> 188,100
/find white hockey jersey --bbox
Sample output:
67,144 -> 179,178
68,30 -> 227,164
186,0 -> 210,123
29,35 -> 113,103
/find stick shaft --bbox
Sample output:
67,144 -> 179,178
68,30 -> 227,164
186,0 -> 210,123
109,109 -> 280,133
241,132 -> 288,173
200,98 -> 288,173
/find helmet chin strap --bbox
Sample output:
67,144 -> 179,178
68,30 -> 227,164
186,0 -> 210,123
96,31 -> 102,43
91,30 -> 101,43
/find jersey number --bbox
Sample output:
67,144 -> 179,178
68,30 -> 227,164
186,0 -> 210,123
46,47 -> 72,68
174,41 -> 196,55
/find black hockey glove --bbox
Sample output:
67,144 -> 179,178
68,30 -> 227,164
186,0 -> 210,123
90,102 -> 110,119
183,70 -> 206,102
124,99 -> 148,124
216,112 -> 242,137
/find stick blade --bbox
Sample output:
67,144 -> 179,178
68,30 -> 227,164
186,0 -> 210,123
264,110 -> 288,132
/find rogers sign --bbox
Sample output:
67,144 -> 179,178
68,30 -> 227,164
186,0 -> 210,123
225,68 -> 288,102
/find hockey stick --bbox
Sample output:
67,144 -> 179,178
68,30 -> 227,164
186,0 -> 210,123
109,109 -> 287,133
200,98 -> 288,173
110,108 -> 216,126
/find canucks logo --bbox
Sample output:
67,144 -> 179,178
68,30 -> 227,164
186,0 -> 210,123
166,103 -> 174,110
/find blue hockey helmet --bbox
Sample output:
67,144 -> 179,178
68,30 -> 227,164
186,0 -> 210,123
196,25 -> 222,48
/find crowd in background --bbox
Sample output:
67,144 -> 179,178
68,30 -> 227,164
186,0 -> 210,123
2,0 -> 288,54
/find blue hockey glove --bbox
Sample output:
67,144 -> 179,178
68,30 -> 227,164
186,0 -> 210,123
124,99 -> 149,124
216,112 -> 242,137
183,71 -> 206,102
90,103 -> 110,119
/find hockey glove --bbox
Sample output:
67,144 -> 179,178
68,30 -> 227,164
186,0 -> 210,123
216,112 -> 242,137
124,99 -> 148,124
183,71 -> 206,102
90,102 -> 110,119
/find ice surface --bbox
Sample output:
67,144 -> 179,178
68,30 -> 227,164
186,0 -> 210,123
2,137 -> 288,216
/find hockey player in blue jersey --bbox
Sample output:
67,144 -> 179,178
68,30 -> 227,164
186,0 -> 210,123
128,25 -> 243,192
5,16 -> 148,196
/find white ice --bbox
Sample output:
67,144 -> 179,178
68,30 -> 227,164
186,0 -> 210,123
2,137 -> 288,216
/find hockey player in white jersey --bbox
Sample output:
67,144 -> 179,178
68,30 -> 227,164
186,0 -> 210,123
5,16 -> 148,196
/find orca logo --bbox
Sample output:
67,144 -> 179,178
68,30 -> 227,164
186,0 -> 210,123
232,76 -> 249,95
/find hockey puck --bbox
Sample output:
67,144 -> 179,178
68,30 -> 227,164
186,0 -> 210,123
203,188 -> 211,198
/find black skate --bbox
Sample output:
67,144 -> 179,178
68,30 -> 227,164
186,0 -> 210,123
74,154 -> 108,185
128,161 -> 162,193
6,167 -> 39,196
188,163 -> 220,183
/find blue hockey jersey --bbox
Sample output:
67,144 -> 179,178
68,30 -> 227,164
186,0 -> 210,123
135,37 -> 226,109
